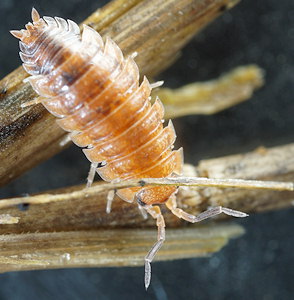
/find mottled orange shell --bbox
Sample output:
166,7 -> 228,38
13,9 -> 183,205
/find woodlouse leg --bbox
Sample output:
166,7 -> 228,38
144,205 -> 165,290
59,134 -> 72,147
166,194 -> 248,223
86,162 -> 98,188
130,51 -> 138,59
137,204 -> 148,219
105,178 -> 120,213
106,189 -> 116,214
150,81 -> 164,89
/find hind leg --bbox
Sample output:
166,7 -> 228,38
166,194 -> 248,222
144,205 -> 165,290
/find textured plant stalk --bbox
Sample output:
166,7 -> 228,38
155,65 -> 264,119
0,214 -> 19,224
183,144 -> 294,214
0,0 -> 239,187
0,224 -> 244,273
0,143 -> 291,273
0,143 -> 293,234
0,177 -> 292,210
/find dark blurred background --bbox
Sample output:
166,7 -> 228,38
0,0 -> 293,299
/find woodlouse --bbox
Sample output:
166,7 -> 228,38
11,8 -> 247,289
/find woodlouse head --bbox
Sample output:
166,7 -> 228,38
10,8 -> 45,43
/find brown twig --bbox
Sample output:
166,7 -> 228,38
0,214 -> 19,224
155,65 -> 264,119
0,177 -> 292,210
0,143 -> 293,234
0,224 -> 244,273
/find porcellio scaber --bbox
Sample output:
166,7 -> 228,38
11,8 -> 247,289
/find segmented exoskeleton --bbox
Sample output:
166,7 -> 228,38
11,8 -> 247,289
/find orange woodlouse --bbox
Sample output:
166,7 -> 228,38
11,8 -> 247,289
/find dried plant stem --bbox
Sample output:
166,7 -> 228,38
140,177 -> 293,190
0,144 -> 292,272
0,256 -> 48,267
0,224 -> 244,273
155,65 -> 264,119
0,143 -> 292,234
0,214 -> 19,224
0,177 -> 292,210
